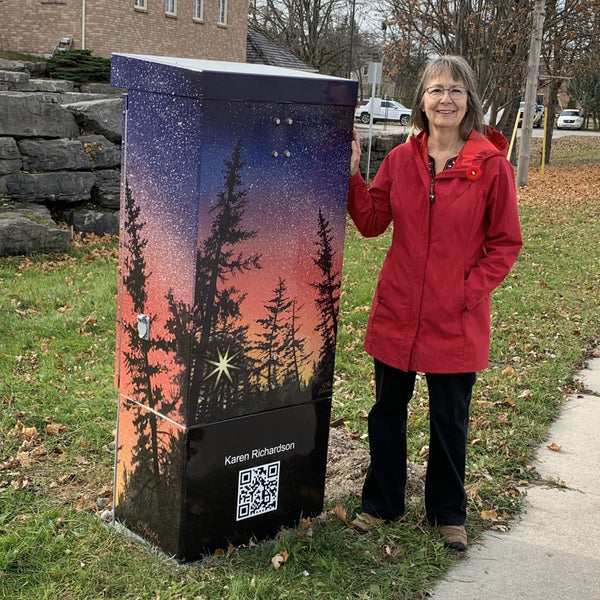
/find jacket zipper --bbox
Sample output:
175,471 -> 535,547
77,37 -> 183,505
412,173 -> 435,370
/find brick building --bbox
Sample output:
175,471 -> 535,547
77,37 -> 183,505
0,0 -> 247,63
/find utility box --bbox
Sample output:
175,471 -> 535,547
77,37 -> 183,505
110,54 -> 357,560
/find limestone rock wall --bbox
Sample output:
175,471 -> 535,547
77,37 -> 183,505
0,59 -> 123,255
356,132 -> 408,180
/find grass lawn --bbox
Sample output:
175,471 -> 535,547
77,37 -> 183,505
1,136 -> 600,599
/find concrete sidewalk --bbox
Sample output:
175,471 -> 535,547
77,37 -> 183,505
430,357 -> 600,600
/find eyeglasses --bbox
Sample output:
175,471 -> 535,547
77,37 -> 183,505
425,86 -> 468,100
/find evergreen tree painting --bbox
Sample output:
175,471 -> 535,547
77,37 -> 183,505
281,299 -> 312,393
190,140 -> 262,423
254,278 -> 312,404
311,209 -> 341,396
115,180 -> 186,550
254,277 -> 293,393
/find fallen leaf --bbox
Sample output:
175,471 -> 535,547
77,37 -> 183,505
15,422 -> 38,440
97,485 -> 113,498
12,476 -> 32,491
496,414 -> 512,425
331,503 -> 354,528
271,549 -> 289,569
547,442 -> 562,452
501,366 -> 514,377
1,458 -> 20,471
502,398 -> 518,410
476,400 -> 494,408
46,421 -> 69,436
480,509 -> 499,521
81,316 -> 97,327
16,451 -> 32,468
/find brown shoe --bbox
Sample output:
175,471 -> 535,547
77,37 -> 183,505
352,512 -> 385,534
439,525 -> 467,552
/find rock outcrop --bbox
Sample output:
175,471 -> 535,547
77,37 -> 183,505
0,203 -> 70,255
0,59 -> 124,255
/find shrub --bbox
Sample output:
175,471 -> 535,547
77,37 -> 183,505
46,49 -> 110,85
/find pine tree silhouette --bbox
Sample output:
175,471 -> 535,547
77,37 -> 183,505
254,277 -> 294,392
281,299 -> 312,392
311,209 -> 341,393
190,140 -> 261,422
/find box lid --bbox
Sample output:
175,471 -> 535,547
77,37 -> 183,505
110,53 -> 358,106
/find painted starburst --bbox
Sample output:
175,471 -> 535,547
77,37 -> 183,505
204,347 -> 239,389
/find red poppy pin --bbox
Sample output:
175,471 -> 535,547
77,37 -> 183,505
466,166 -> 481,181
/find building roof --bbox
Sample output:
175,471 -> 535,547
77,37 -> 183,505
246,27 -> 315,72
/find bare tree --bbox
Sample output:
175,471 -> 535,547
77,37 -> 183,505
378,0 -> 534,135
541,0 -> 599,162
249,0 -> 369,75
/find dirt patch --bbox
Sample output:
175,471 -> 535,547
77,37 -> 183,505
324,426 -> 426,504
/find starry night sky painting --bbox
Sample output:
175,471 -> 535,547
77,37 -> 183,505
116,90 -> 355,428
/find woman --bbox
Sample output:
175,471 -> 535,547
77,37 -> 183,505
347,55 -> 522,551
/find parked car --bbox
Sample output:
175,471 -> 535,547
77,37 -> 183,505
355,98 -> 412,125
518,102 -> 544,128
556,109 -> 584,130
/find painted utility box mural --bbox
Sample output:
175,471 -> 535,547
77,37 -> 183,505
111,54 -> 357,560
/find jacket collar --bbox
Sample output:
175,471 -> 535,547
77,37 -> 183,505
413,126 -> 508,180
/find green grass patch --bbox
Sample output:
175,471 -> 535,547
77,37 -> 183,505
1,140 -> 600,598
0,50 -> 46,62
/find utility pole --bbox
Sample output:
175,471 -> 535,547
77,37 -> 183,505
347,0 -> 356,79
516,0 -> 546,186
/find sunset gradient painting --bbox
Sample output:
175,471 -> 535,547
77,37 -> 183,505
116,91 -> 354,424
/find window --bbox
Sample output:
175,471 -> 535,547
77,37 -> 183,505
134,0 -> 147,9
165,0 -> 177,16
218,0 -> 227,25
193,0 -> 203,20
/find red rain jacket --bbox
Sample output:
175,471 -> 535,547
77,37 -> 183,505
347,127 -> 522,373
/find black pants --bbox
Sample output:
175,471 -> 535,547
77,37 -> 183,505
361,359 -> 475,526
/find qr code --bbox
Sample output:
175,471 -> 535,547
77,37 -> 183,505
236,461 -> 280,521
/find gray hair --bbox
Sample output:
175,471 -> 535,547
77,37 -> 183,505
410,55 -> 484,139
